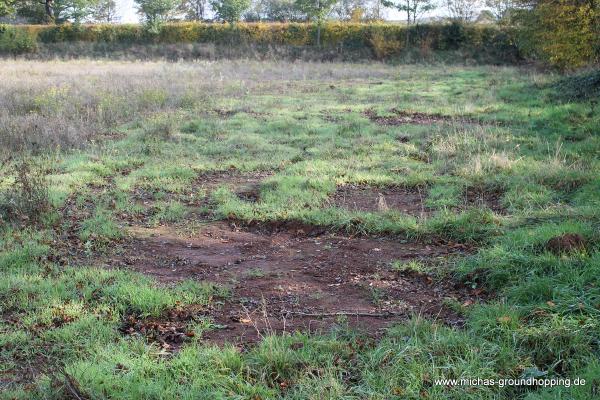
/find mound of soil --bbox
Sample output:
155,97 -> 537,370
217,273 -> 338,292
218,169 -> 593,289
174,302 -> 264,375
546,234 -> 586,255
331,185 -> 428,217
92,221 -> 481,346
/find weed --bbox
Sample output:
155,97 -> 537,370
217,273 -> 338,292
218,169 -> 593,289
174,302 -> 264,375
151,201 -> 188,225
79,208 -> 122,249
0,158 -> 50,226
391,260 -> 426,273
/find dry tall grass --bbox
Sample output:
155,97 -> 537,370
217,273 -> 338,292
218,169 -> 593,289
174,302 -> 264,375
0,59 -> 398,156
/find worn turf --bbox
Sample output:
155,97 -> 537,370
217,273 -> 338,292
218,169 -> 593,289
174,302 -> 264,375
1,60 -> 599,399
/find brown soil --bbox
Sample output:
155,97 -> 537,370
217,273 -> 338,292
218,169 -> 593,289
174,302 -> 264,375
89,221 -> 482,347
464,186 -> 506,214
331,185 -> 428,217
56,171 -> 488,348
364,108 -> 473,126
546,233 -> 586,255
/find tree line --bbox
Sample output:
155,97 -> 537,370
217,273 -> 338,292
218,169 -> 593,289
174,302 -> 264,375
0,0 -> 538,25
0,0 -> 597,68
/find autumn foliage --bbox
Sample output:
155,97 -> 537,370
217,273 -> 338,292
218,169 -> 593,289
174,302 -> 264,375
1,21 -> 520,62
532,0 -> 599,69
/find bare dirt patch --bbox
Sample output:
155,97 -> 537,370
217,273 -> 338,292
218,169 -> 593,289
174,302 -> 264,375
463,186 -> 506,214
211,108 -> 270,119
89,221 -> 482,346
364,108 -> 480,126
331,185 -> 428,217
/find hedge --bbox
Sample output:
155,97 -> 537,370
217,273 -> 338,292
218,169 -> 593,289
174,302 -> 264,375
1,22 -> 521,61
0,24 -> 37,55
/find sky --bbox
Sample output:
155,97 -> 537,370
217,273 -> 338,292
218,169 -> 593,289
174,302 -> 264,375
116,0 -> 138,23
114,0 -> 457,24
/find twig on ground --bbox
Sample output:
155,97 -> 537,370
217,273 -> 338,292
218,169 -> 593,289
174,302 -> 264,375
286,310 -> 404,318
60,372 -> 89,400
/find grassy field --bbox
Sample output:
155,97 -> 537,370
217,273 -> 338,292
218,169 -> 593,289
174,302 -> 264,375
0,60 -> 599,399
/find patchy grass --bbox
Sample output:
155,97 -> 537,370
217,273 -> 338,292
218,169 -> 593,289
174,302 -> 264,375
0,60 -> 599,399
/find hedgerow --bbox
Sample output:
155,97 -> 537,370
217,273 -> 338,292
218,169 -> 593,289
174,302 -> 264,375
0,24 -> 37,55
2,21 -> 520,61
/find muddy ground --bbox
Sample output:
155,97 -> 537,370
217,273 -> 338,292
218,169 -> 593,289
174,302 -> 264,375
363,108 -> 494,126
331,184 -> 428,216
77,220 -> 481,347
58,173 -> 493,348
331,184 -> 504,216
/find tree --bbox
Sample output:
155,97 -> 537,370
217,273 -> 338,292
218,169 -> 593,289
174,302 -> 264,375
135,0 -> 178,25
446,0 -> 481,21
14,0 -> 49,23
366,0 -> 384,20
178,0 -> 208,20
529,0 -> 599,68
210,0 -> 251,22
262,0 -> 304,21
294,0 -> 338,46
93,0 -> 119,22
475,8 -> 495,21
243,0 -> 301,21
16,0 -> 99,23
382,0 -> 436,24
484,0 -> 515,20
67,0 -> 100,22
0,0 -> 15,16
331,0 -> 368,20
242,0 -> 265,21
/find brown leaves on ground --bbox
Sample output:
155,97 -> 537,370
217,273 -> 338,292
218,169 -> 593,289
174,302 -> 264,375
119,306 -> 206,351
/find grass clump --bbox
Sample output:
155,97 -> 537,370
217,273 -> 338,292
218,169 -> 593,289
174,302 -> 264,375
151,201 -> 188,225
391,260 -> 426,273
79,208 -> 122,249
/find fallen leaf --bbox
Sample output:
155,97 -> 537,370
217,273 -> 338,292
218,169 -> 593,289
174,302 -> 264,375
393,387 -> 405,395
